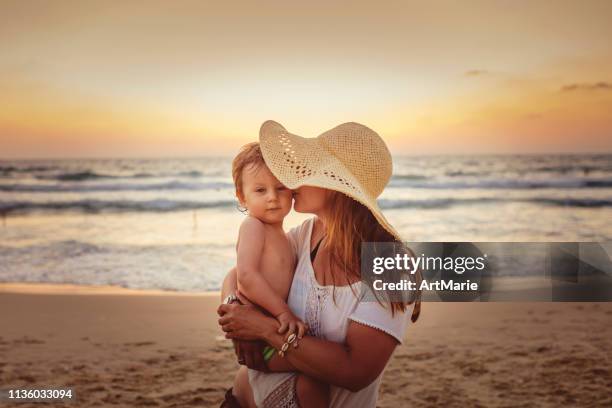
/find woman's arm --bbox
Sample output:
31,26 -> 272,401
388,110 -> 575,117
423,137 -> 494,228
220,273 -> 296,373
218,303 -> 399,392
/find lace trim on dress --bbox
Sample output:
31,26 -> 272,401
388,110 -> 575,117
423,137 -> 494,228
261,374 -> 298,408
305,279 -> 329,338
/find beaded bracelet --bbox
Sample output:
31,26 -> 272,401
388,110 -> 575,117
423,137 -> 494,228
278,333 -> 299,357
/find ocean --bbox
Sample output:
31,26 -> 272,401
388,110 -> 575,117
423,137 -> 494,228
1,154 -> 611,291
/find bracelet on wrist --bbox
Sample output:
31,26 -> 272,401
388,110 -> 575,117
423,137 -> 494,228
223,294 -> 242,305
278,333 -> 299,357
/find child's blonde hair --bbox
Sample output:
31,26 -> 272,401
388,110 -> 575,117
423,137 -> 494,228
231,142 -> 265,198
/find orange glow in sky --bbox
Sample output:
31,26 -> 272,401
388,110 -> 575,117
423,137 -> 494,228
1,1 -> 611,158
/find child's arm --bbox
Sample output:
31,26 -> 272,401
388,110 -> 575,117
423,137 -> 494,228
236,217 -> 294,324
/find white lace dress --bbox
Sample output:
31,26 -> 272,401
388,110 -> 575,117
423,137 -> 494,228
248,218 -> 413,408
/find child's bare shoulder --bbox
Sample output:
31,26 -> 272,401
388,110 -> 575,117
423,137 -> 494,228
239,216 -> 266,236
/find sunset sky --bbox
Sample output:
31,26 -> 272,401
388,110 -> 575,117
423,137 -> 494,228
1,0 -> 611,158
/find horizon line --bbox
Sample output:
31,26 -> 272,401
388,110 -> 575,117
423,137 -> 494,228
2,151 -> 612,161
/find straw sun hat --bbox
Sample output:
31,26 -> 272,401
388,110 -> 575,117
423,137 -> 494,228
259,120 -> 402,241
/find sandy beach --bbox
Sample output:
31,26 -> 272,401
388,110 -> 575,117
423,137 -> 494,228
1,283 -> 611,407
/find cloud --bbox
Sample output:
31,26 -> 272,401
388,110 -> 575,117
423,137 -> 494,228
464,69 -> 488,77
560,81 -> 612,92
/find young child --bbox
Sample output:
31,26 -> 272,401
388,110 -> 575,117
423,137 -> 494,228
231,142 -> 329,407
232,141 -> 303,336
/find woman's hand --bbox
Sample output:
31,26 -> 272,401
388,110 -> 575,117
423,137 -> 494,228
233,340 -> 269,372
217,302 -> 279,341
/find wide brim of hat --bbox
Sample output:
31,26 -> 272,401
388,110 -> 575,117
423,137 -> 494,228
259,120 -> 403,242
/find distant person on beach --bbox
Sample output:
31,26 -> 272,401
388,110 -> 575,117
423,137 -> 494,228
218,121 -> 421,407
227,142 -> 331,407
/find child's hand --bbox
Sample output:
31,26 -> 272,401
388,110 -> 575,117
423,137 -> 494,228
276,310 -> 307,339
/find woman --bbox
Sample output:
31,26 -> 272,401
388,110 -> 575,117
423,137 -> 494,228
218,120 -> 421,407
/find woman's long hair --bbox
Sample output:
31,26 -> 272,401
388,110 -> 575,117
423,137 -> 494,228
322,191 -> 422,322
